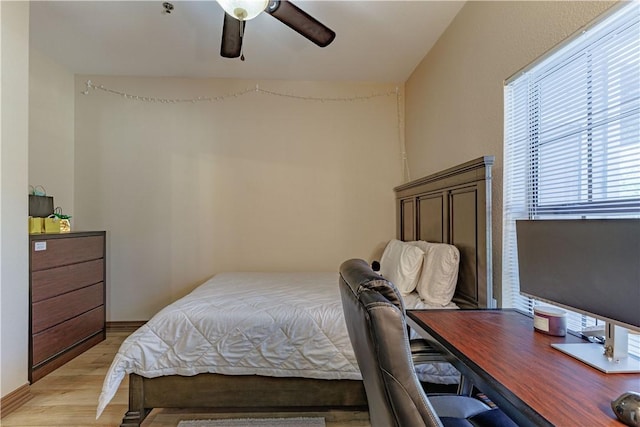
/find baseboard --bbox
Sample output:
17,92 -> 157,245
0,383 -> 32,418
106,320 -> 146,333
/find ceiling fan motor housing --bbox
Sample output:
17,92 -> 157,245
217,0 -> 268,21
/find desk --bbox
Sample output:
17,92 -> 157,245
407,309 -> 640,427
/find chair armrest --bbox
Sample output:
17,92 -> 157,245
410,338 -> 448,364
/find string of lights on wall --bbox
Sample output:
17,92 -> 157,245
82,80 -> 411,180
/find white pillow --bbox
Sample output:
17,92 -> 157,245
379,239 -> 424,295
409,241 -> 460,306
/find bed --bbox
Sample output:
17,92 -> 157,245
103,156 -> 494,427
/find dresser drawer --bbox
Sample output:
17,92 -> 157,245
31,259 -> 104,303
31,235 -> 104,271
32,306 -> 104,366
32,283 -> 104,334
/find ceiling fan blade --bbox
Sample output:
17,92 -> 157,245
221,12 -> 244,58
265,0 -> 335,48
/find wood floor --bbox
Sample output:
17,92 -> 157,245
1,331 -> 371,427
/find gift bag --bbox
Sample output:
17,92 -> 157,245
59,218 -> 71,232
28,185 -> 54,217
29,217 -> 44,234
44,215 -> 60,233
53,207 -> 72,232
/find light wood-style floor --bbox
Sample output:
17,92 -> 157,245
1,331 -> 371,427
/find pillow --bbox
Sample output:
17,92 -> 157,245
379,239 -> 424,295
409,241 -> 460,306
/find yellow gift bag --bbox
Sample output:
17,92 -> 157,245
44,215 -> 61,233
29,217 -> 44,234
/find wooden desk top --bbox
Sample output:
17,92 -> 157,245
407,309 -> 640,427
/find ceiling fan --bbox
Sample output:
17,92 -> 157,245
217,0 -> 336,60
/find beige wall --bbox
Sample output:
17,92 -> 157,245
404,1 -> 616,305
74,77 -> 404,320
29,48 -> 75,217
1,0 -> 30,399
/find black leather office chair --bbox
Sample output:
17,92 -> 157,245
339,259 -> 518,427
370,262 -> 449,368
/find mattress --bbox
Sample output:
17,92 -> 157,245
97,272 -> 459,417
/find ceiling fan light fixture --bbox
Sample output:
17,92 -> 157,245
216,0 -> 268,21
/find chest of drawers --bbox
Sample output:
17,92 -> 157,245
29,231 -> 106,382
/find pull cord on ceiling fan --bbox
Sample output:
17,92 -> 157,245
216,0 -> 336,60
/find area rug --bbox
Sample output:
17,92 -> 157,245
177,417 -> 325,427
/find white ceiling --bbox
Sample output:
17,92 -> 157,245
29,1 -> 464,83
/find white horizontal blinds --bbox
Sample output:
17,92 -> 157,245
502,0 -> 640,349
503,77 -> 531,313
533,10 -> 640,216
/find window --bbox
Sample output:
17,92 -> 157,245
502,2 -> 639,353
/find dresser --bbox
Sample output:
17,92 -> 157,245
29,231 -> 106,382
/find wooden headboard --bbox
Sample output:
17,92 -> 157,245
394,156 -> 494,309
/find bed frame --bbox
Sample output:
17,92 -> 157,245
119,156 -> 494,426
394,155 -> 494,309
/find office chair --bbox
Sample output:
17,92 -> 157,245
369,262 -> 449,368
339,258 -> 518,427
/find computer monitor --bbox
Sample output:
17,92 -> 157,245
516,219 -> 640,373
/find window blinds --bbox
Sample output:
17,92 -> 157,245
502,2 -> 639,352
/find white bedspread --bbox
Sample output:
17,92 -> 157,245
97,272 -> 459,418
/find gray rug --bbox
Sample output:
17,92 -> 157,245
177,417 -> 325,427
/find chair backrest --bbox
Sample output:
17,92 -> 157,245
339,259 -> 444,427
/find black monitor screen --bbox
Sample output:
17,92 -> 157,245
516,219 -> 640,331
